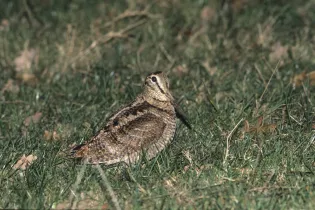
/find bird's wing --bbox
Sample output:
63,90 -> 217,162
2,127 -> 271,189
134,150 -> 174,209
72,113 -> 167,164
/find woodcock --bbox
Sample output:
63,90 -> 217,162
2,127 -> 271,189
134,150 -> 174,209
71,71 -> 190,165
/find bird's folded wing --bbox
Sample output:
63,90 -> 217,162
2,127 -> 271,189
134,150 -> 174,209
72,113 -> 167,164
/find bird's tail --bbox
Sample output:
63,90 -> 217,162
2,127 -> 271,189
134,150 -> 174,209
70,143 -> 88,158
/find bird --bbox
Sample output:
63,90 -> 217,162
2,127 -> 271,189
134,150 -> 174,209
71,71 -> 190,165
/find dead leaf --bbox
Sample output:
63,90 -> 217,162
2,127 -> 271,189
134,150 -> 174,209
308,71 -> 315,83
101,203 -> 109,209
183,164 -> 191,172
252,124 -> 277,133
44,130 -> 60,141
16,72 -> 38,86
1,19 -> 9,26
200,6 -> 216,24
1,79 -> 20,94
0,19 -> 9,31
256,116 -> 263,127
24,112 -> 42,127
14,48 -> 37,72
269,42 -> 288,66
291,71 -> 315,88
13,154 -> 37,170
14,48 -> 39,85
44,123 -> 74,141
202,60 -> 217,76
291,71 -> 306,87
243,116 -> 277,134
172,64 -> 188,76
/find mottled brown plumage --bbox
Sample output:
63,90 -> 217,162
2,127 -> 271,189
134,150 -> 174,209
71,72 -> 184,165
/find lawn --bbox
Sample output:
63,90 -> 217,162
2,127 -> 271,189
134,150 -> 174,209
1,0 -> 315,209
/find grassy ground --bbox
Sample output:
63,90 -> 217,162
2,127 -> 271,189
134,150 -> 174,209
1,0 -> 315,209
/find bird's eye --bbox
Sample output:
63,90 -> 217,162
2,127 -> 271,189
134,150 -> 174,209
151,76 -> 157,82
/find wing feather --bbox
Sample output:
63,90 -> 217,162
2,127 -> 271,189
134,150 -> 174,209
73,113 -> 167,164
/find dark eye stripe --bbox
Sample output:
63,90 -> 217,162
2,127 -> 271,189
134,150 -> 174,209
156,82 -> 165,94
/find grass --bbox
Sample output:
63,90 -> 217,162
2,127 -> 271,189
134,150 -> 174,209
1,0 -> 315,209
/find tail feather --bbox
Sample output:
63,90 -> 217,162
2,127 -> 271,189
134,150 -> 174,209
70,143 -> 88,158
